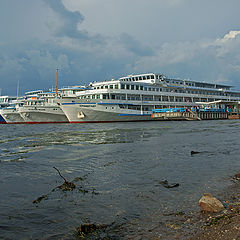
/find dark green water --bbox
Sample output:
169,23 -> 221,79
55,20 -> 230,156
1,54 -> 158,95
0,120 -> 240,239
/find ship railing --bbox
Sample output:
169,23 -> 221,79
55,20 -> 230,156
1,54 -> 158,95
190,107 -> 226,113
152,107 -> 227,114
152,107 -> 187,113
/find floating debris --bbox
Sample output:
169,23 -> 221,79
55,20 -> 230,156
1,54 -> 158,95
53,166 -> 76,191
159,180 -> 180,189
78,187 -> 89,194
103,161 -> 116,167
58,181 -> 76,191
74,223 -> 108,238
33,167 -> 98,205
73,177 -> 84,182
33,194 -> 48,204
191,151 -> 201,155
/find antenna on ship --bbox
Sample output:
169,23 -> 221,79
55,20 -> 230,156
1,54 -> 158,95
56,68 -> 59,95
17,80 -> 20,100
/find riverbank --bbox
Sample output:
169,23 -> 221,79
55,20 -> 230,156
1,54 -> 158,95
189,174 -> 240,240
151,173 -> 240,240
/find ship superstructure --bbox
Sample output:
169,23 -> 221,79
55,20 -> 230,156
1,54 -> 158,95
59,73 -> 240,123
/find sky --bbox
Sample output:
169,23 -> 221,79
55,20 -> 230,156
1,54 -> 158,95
1,0 -> 240,95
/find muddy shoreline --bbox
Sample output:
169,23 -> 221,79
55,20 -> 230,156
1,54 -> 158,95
165,173 -> 240,240
189,175 -> 240,240
73,174 -> 240,239
122,173 -> 240,240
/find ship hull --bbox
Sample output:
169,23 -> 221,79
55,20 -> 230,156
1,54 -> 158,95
0,108 -> 25,124
60,102 -> 153,123
0,114 -> 6,123
18,106 -> 69,123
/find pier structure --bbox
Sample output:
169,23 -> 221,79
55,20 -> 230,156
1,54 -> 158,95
151,100 -> 240,121
199,100 -> 240,120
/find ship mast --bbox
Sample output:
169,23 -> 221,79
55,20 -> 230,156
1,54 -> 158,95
56,68 -> 59,95
17,80 -> 20,100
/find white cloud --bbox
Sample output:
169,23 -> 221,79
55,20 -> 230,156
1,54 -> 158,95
130,31 -> 240,88
213,30 -> 240,58
223,31 -> 240,41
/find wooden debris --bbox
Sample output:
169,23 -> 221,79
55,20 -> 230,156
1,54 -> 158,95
33,194 -> 48,204
191,151 -> 201,155
75,223 -> 108,238
53,166 -> 76,191
160,180 -> 180,188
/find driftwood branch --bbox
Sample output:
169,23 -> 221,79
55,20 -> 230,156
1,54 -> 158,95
53,166 -> 67,183
53,166 -> 76,191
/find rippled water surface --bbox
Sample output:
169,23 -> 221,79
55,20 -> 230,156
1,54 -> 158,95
0,120 -> 240,239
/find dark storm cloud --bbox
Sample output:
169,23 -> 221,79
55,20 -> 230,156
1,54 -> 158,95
43,0 -> 85,39
119,33 -> 154,57
0,0 -> 240,94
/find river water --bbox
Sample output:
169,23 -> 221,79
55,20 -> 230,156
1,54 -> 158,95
0,120 -> 240,239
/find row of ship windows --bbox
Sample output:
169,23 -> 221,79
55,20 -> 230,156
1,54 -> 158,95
94,83 -> 237,97
79,94 -> 229,102
0,98 -> 17,103
104,106 -> 151,111
165,80 -> 195,86
121,75 -> 155,81
26,101 -> 44,105
113,75 -> 195,86
93,82 -> 195,90
94,84 -> 173,91
95,85 -> 119,90
79,94 -> 235,100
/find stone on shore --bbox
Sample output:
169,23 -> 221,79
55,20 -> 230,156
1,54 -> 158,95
199,193 -> 225,213
234,173 -> 240,180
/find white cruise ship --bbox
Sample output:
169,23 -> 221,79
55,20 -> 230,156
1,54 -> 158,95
18,91 -> 68,124
0,90 -> 45,124
0,100 -> 24,124
17,86 -> 88,124
59,73 -> 240,123
0,96 -> 20,123
0,95 -> 17,108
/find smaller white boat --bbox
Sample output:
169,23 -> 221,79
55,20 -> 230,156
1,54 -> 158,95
0,95 -> 17,108
0,96 -> 22,123
0,105 -> 24,124
18,92 -> 69,124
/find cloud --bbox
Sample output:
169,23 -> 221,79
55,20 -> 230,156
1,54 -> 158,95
43,0 -> 85,39
0,1 -> 240,95
61,0 -> 240,45
25,50 -> 70,79
118,33 -> 154,57
131,31 -> 240,89
214,30 -> 240,58
223,31 -> 240,41
0,0 -> 53,43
